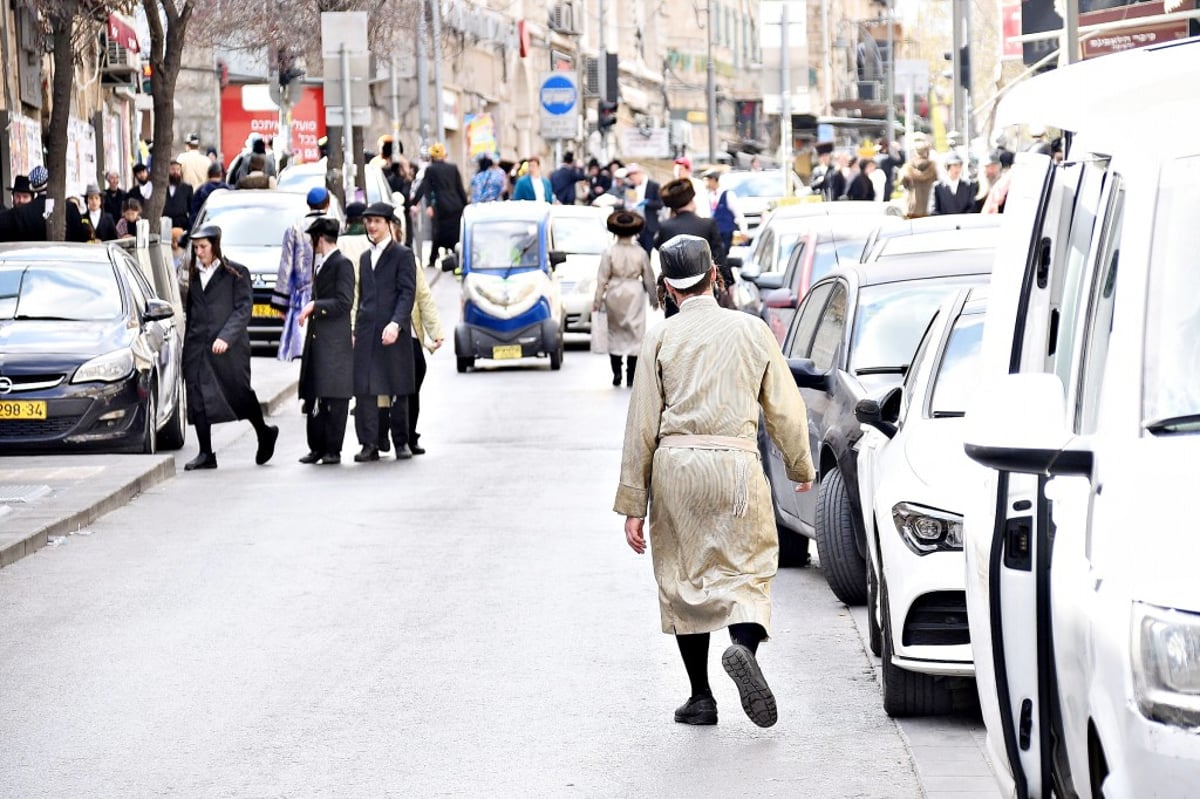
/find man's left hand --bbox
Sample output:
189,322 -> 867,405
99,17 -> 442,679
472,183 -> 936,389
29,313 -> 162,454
794,482 -> 813,493
432,337 -> 444,351
625,516 -> 646,554
381,322 -> 400,346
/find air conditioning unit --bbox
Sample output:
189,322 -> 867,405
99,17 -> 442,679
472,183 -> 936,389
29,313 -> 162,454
103,39 -> 138,75
549,2 -> 577,34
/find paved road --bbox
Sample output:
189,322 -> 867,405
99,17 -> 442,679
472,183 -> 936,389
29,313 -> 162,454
0,273 -> 994,797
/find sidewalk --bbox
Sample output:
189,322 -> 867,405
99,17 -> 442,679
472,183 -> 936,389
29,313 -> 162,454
0,358 -> 299,570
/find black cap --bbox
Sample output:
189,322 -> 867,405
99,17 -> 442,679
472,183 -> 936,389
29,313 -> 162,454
307,217 -> 340,241
190,224 -> 221,241
362,201 -> 395,219
344,202 -> 367,219
659,234 -> 712,290
10,175 -> 31,194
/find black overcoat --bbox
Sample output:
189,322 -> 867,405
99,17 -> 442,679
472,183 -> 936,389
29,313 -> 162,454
182,260 -> 257,424
353,242 -> 416,397
933,180 -> 978,215
412,161 -> 468,247
655,211 -> 732,286
299,249 -> 355,401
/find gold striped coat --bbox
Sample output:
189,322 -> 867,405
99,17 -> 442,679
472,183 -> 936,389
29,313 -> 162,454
614,295 -> 815,635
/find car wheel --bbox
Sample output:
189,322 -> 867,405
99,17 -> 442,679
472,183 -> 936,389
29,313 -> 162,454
549,338 -> 563,371
867,553 -> 883,657
157,373 -> 187,451
456,356 -> 474,373
140,383 -> 158,455
880,579 -> 953,717
815,467 -> 868,605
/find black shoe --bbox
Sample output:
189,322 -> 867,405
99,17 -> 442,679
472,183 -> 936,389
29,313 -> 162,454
184,452 -> 218,471
256,425 -> 279,465
318,454 -> 341,465
612,373 -> 622,387
378,437 -> 391,453
674,695 -> 718,726
394,444 -> 413,460
299,451 -> 322,464
353,446 -> 379,462
409,443 -> 426,455
722,645 -> 777,728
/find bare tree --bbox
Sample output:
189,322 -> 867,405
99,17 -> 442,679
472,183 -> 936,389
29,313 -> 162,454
140,0 -> 197,225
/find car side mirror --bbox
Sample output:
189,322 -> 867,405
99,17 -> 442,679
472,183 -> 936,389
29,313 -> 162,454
548,250 -> 567,269
963,372 -> 1093,477
754,272 -> 784,291
143,297 -> 174,321
441,253 -> 458,273
855,386 -> 902,439
738,260 -> 762,281
787,357 -> 830,391
726,256 -> 743,269
762,287 -> 796,309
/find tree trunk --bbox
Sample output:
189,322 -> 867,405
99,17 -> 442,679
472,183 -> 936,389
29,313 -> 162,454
45,9 -> 77,242
143,0 -> 195,232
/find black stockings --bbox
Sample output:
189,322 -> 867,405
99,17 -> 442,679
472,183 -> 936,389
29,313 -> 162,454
675,623 -> 766,698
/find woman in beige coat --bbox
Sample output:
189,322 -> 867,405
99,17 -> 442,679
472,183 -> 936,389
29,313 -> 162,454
593,211 -> 659,387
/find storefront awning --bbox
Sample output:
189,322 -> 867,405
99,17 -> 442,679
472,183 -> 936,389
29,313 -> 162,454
107,13 -> 140,53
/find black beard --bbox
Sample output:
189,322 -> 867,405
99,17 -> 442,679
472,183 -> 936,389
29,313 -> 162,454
169,175 -> 181,186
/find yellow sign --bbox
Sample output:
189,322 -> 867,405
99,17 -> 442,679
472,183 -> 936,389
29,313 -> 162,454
492,344 -> 522,360
252,303 -> 283,319
0,400 -> 47,420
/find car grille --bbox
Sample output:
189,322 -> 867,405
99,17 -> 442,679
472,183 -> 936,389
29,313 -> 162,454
902,591 -> 970,647
0,417 -> 79,439
1,373 -> 67,392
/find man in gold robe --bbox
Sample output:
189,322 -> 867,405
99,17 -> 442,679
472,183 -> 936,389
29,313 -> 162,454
614,235 -> 815,728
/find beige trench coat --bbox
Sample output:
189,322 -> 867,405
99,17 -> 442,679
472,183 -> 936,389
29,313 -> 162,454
593,239 -> 657,357
614,295 -> 815,635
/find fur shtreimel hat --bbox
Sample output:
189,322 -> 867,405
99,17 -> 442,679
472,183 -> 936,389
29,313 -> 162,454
607,210 -> 644,238
660,178 -> 695,210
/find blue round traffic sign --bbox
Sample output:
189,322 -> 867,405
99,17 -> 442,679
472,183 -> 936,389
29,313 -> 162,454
540,74 -> 577,116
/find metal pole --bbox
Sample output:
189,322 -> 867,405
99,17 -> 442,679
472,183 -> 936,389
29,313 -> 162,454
431,0 -> 445,144
885,0 -> 895,150
416,0 -> 430,150
706,0 -> 717,164
390,55 -> 400,157
598,0 -> 607,162
821,0 -> 833,116
780,3 -> 792,195
1062,0 -> 1079,66
951,0 -> 964,142
340,44 -> 354,199
962,0 -> 972,141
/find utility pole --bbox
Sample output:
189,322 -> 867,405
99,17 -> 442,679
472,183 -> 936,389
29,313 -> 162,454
416,0 -> 430,150
780,3 -> 792,195
598,0 -> 607,162
821,0 -> 833,116
885,0 -> 895,150
951,0 -> 965,141
340,43 -> 355,199
1060,0 -> 1079,66
431,0 -> 445,144
390,55 -> 400,156
706,0 -> 717,164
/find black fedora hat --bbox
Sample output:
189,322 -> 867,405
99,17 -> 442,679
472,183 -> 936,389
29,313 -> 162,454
660,178 -> 696,210
607,210 -> 644,237
362,201 -> 395,219
10,175 -> 31,194
306,217 -> 340,240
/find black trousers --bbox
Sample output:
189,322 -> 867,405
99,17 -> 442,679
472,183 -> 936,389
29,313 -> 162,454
306,397 -> 349,456
356,393 -> 409,450
378,340 -> 427,448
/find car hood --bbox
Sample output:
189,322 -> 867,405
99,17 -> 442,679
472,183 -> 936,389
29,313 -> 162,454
0,317 -> 131,369
556,253 -> 602,281
222,244 -> 282,277
903,416 -> 976,504
1090,436 -> 1200,611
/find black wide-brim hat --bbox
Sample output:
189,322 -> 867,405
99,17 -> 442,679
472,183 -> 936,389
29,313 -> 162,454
307,217 -> 340,240
10,175 -> 31,194
815,141 -> 835,156
607,210 -> 644,237
660,178 -> 695,210
362,201 -> 395,219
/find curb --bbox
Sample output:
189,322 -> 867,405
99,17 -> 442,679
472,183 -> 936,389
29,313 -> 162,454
0,455 -> 175,569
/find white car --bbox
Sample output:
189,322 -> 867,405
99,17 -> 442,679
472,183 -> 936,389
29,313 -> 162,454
960,39 -> 1200,798
547,205 -> 611,334
855,288 -> 986,716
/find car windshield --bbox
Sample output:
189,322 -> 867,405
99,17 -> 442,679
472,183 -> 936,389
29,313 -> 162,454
552,217 -> 610,254
200,205 -> 300,247
728,173 -> 789,198
929,310 -> 985,417
470,221 -> 541,271
810,238 -> 870,285
0,262 -> 122,321
850,278 -> 978,373
1144,154 -> 1200,431
275,169 -> 321,191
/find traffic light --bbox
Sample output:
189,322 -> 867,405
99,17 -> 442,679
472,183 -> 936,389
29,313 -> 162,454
598,100 -> 617,132
959,46 -> 971,90
140,62 -> 152,94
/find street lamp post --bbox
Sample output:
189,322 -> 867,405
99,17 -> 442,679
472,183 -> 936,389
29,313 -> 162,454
707,0 -> 717,164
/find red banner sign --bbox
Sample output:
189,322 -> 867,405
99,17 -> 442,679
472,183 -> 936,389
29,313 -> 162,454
1081,1 -> 1191,59
1000,0 -> 1022,60
220,84 -> 327,168
107,13 -> 139,53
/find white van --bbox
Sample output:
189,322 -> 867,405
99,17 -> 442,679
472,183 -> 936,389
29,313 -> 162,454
961,38 -> 1200,798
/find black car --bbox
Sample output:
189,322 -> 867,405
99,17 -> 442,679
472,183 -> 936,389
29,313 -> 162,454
0,243 -> 185,453
763,225 -> 997,603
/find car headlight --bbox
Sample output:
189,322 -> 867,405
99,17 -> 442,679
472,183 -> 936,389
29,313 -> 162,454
71,349 -> 135,384
891,503 -> 964,555
1132,602 -> 1200,728
576,278 -> 594,296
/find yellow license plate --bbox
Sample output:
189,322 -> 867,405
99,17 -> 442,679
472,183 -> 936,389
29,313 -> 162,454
253,303 -> 283,319
492,344 -> 523,360
0,400 -> 47,420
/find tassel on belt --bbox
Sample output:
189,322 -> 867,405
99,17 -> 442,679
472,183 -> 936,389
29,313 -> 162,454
658,435 -> 758,517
